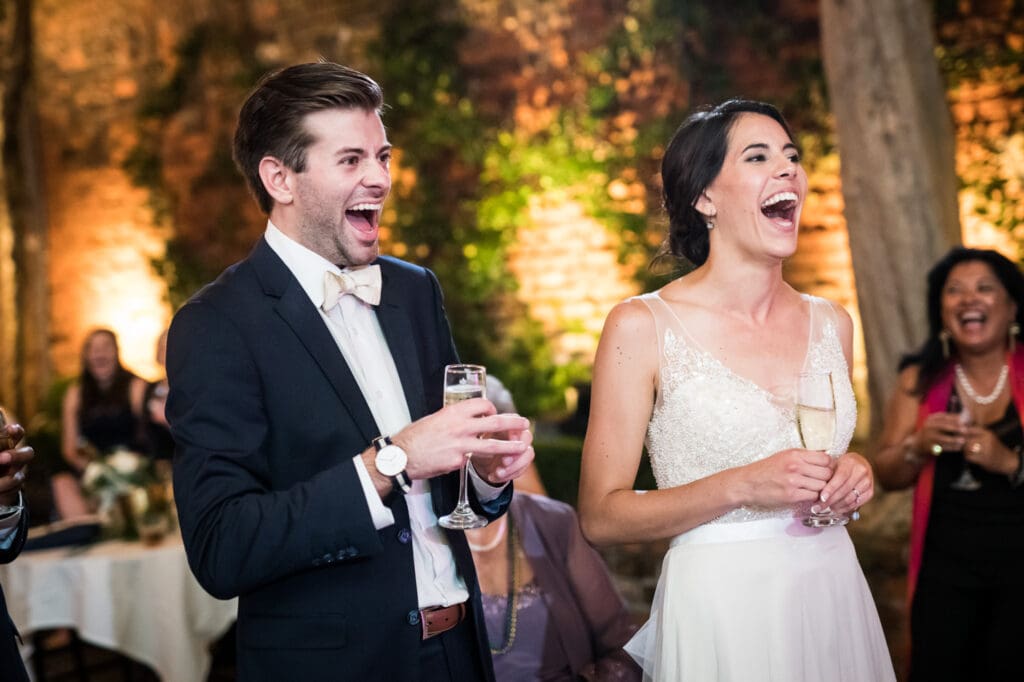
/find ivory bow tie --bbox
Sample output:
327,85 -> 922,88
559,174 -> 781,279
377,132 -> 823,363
323,265 -> 382,309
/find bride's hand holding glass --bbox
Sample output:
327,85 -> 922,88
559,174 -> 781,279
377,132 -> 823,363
816,451 -> 875,519
733,447 -> 833,510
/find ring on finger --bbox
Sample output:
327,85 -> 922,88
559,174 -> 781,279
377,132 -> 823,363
931,443 -> 943,456
969,441 -> 982,454
852,488 -> 861,503
12,470 -> 24,483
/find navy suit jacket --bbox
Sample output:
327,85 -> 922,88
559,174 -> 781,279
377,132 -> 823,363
167,238 -> 508,681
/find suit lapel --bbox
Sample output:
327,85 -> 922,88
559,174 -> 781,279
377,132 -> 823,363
376,266 -> 428,421
375,264 -> 449,513
250,240 -> 379,444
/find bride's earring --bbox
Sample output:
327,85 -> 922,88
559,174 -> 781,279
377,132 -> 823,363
696,193 -> 716,230
939,329 -> 951,359
1010,322 -> 1020,353
704,206 -> 716,231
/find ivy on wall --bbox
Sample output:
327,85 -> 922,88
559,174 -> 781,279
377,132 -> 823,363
935,0 -> 1024,247
125,21 -> 266,310
363,0 -> 566,412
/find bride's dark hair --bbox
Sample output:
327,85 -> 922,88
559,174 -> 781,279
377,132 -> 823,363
658,99 -> 795,267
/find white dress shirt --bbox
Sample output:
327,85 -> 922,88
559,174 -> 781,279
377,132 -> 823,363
264,223 -> 502,609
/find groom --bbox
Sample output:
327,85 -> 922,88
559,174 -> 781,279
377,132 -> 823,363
166,62 -> 535,682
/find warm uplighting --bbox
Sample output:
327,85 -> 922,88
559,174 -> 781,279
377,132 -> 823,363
508,193 -> 639,365
48,170 -> 170,382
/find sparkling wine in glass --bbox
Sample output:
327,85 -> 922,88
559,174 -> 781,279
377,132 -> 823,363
438,364 -> 489,530
0,407 -> 24,514
796,371 -> 849,527
949,392 -> 983,491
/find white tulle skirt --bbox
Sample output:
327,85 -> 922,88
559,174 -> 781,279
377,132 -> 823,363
625,517 -> 896,682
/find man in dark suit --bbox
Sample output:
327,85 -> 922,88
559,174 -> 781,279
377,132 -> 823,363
166,62 -> 535,682
0,420 -> 34,682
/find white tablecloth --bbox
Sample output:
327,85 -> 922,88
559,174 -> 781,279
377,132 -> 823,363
0,534 -> 237,682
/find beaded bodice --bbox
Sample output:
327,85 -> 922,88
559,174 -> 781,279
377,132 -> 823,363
640,292 -> 857,524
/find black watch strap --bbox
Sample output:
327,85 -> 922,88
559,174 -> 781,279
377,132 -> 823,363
392,470 -> 412,495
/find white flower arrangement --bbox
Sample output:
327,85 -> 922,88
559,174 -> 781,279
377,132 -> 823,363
81,447 -> 159,520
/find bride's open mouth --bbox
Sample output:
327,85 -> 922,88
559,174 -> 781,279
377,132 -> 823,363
760,191 -> 799,227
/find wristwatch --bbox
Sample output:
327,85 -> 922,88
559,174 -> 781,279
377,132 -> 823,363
373,436 -> 412,494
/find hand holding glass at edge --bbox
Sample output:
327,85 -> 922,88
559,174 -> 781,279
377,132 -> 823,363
438,364 -> 490,530
0,407 -> 27,515
796,371 -> 849,527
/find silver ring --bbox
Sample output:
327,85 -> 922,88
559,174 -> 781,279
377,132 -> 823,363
969,441 -> 982,454
931,443 -> 943,456
12,470 -> 24,484
853,488 -> 861,503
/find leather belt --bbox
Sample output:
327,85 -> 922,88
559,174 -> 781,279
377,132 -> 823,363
420,602 -> 466,640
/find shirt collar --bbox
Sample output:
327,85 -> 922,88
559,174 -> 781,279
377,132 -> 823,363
264,220 -> 342,309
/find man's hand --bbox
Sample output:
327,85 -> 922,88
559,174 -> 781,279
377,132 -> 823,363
394,398 -> 531,481
0,423 -> 33,508
470,421 -> 535,486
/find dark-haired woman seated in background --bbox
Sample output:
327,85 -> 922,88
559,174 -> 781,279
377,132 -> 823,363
51,328 -> 147,519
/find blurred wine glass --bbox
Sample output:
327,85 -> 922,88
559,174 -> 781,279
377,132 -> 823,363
949,392 -> 983,492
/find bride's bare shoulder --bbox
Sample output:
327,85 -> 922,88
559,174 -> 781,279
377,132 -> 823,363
603,296 -> 656,336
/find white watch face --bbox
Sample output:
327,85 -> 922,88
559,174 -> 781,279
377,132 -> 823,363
375,444 -> 408,478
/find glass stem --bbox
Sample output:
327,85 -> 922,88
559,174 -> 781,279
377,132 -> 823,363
456,457 -> 471,510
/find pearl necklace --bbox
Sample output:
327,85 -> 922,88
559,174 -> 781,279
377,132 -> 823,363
466,516 -> 507,552
954,362 -> 1009,405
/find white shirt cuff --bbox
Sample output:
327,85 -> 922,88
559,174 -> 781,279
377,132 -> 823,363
352,455 -> 396,529
0,492 -> 24,545
468,462 -> 507,503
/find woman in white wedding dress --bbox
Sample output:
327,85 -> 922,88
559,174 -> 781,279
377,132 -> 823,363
578,100 -> 895,682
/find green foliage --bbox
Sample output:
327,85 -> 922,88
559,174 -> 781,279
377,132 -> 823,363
533,433 -> 657,507
25,375 -> 74,478
934,4 -> 1024,244
125,22 -> 265,309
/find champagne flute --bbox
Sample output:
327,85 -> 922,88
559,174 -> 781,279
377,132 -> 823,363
796,371 -> 849,527
0,407 -> 25,515
948,392 -> 983,491
438,364 -> 489,530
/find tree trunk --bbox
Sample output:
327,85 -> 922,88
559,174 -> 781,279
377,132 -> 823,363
820,0 -> 960,435
1,0 -> 50,420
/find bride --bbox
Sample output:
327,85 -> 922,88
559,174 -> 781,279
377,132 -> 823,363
577,99 -> 895,681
